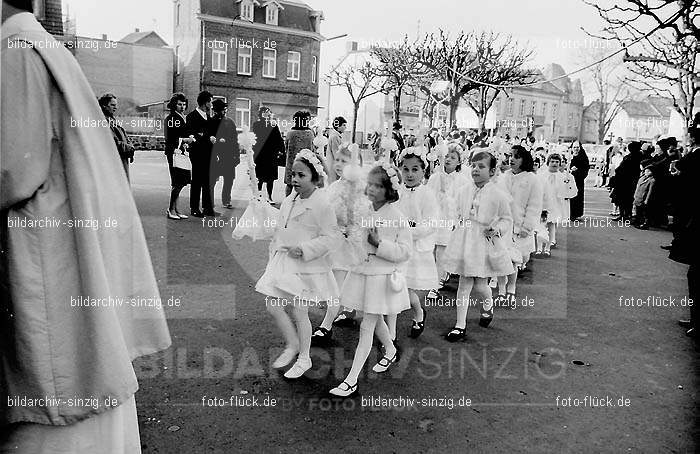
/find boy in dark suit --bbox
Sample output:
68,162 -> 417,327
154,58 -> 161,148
186,91 -> 217,217
209,99 -> 240,209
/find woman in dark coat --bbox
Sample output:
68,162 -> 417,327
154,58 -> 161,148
251,106 -> 284,203
164,93 -> 192,219
569,141 -> 590,220
284,111 -> 315,196
610,141 -> 643,221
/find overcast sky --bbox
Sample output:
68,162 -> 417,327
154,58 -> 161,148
62,0 -> 614,77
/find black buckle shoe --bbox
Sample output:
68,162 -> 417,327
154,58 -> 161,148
333,309 -> 357,327
408,307 -> 426,338
311,326 -> 332,346
479,299 -> 494,328
445,327 -> 466,342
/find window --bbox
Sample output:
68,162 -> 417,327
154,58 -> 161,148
542,102 -> 547,117
530,100 -> 536,115
212,42 -> 227,72
237,46 -> 252,75
266,5 -> 278,25
235,98 -> 251,129
287,51 -> 300,80
507,98 -> 514,116
519,99 -> 526,116
262,48 -> 276,78
240,0 -> 254,21
311,56 -> 317,84
552,103 -> 558,119
494,97 -> 501,114
175,2 -> 180,26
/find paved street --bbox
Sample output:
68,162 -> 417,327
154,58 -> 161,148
130,152 -> 697,453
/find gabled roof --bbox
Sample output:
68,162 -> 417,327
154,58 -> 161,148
200,0 -> 319,33
261,0 -> 285,9
646,96 -> 674,118
119,30 -> 168,46
619,100 -> 662,117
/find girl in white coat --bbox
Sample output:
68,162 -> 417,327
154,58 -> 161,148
329,164 -> 411,397
495,145 -> 543,309
256,150 -> 341,379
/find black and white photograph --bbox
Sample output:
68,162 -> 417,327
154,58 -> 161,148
1,0 -> 699,452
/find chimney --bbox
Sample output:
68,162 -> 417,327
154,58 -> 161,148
135,28 -> 140,33
102,34 -> 107,40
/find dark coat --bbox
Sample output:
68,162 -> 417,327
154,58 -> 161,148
252,119 -> 284,182
164,112 -> 187,155
669,147 -> 700,265
209,115 -> 240,177
164,112 -> 191,186
610,151 -> 642,206
570,150 -> 590,182
185,109 -> 212,168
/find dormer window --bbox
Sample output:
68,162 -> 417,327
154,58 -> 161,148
263,1 -> 283,26
239,0 -> 257,22
266,5 -> 278,25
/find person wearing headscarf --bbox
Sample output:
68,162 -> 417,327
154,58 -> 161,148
568,141 -> 590,220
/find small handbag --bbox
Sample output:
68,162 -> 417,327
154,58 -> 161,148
487,234 -> 512,270
173,151 -> 191,171
389,269 -> 406,293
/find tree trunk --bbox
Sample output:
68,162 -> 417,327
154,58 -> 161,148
393,87 -> 403,123
448,99 -> 459,129
478,112 -> 487,134
351,103 -> 360,144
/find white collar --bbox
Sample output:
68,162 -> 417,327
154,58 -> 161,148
196,107 -> 208,120
2,12 -> 43,40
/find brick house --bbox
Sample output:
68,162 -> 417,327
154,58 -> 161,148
174,0 -> 324,132
33,0 -> 63,36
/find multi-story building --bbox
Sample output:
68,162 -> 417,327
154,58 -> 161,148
489,64 -> 584,143
379,63 -> 585,143
174,0 -> 324,131
33,0 -> 63,36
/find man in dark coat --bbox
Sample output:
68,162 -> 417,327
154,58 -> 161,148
186,91 -> 217,217
252,106 -> 284,203
569,141 -> 590,220
670,116 -> 700,337
391,121 -> 405,165
209,99 -> 240,209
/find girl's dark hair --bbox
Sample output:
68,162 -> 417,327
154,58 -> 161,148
399,151 -> 426,169
471,151 -> 497,170
368,166 -> 400,203
546,153 -> 562,164
294,156 -> 323,187
511,145 -> 535,172
292,111 -> 311,130
167,93 -> 188,112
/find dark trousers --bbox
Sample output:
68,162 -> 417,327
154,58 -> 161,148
570,178 -> 585,219
221,172 -> 234,206
689,264 -> 698,328
190,162 -> 214,213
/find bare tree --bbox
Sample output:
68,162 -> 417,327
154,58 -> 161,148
412,30 -> 476,127
583,0 -> 699,140
461,31 -> 538,133
371,35 -> 429,124
325,60 -> 389,143
576,47 -> 632,142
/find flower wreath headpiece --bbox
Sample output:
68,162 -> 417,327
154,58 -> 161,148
399,146 -> 438,168
295,148 -> 327,179
378,163 -> 401,192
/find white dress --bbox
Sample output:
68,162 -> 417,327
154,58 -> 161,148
340,203 -> 411,315
324,178 -> 370,271
443,181 -> 515,278
426,170 -> 470,246
540,171 -> 568,224
396,185 -> 440,290
255,190 -> 341,302
500,170 -> 543,260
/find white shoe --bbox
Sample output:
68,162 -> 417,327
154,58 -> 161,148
272,347 -> 298,369
329,380 -> 358,397
283,358 -> 312,379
